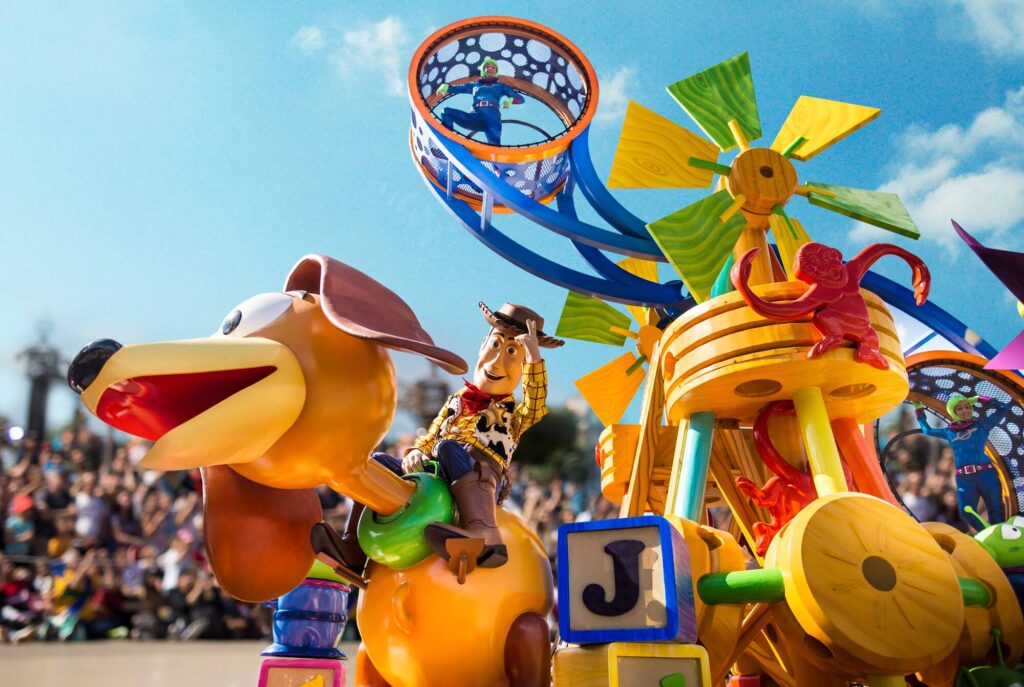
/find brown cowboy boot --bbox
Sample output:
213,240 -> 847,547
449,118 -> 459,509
310,501 -> 368,582
425,461 -> 508,568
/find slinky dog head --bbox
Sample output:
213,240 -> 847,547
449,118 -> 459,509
69,255 -> 466,601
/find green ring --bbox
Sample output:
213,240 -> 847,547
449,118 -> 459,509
356,473 -> 454,569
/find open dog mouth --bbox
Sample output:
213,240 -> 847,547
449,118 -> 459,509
95,366 -> 276,441
484,371 -> 505,381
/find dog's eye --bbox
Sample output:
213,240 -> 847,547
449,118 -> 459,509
214,292 -> 294,338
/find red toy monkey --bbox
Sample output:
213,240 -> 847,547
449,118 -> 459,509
737,401 -> 854,556
731,242 -> 930,369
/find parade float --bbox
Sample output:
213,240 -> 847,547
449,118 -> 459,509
68,14 -> 1024,687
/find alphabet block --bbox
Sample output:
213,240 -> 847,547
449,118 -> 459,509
553,642 -> 711,687
557,515 -> 696,644
257,657 -> 344,687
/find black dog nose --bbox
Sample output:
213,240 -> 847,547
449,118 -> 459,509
68,339 -> 122,395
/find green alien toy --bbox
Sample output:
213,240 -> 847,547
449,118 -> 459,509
956,507 -> 1024,686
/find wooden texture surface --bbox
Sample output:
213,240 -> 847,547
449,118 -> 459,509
770,96 -> 880,161
766,493 -> 962,674
608,101 -> 719,189
727,148 -> 798,216
559,516 -> 696,644
556,292 -> 632,345
622,340 -> 665,517
617,257 -> 659,324
575,352 -> 646,427
706,426 -> 770,562
564,525 -> 668,633
770,213 -> 811,280
922,522 -> 1024,667
660,282 -> 908,424
806,181 -> 920,239
553,642 -> 711,687
666,516 -> 745,680
666,52 -> 761,151
647,190 -> 748,303
599,424 -> 678,507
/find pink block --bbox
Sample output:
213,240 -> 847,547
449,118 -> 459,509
257,656 -> 345,687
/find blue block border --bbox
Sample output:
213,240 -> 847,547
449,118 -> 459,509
557,515 -> 687,644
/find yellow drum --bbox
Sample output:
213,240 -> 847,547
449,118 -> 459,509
765,493 -> 962,675
661,283 -> 906,425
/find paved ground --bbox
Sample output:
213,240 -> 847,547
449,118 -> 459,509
0,641 -> 360,687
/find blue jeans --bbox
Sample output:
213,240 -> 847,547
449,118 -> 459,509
957,467 -> 1004,526
371,440 -> 475,484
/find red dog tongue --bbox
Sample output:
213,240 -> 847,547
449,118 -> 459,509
201,465 -> 322,602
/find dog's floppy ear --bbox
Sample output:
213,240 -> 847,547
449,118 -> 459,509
202,465 -> 321,603
285,254 -> 468,374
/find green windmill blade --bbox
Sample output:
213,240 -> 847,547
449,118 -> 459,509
804,181 -> 920,239
647,190 -> 748,303
555,292 -> 633,345
666,52 -> 761,152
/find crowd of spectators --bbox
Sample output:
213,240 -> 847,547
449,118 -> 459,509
879,406 -> 971,530
2,405 -> 975,645
1,428 -> 270,643
1,424 -> 606,645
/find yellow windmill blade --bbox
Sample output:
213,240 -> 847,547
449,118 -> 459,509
769,211 -> 811,280
616,257 -> 660,324
770,96 -> 880,161
608,101 -> 721,189
575,352 -> 647,427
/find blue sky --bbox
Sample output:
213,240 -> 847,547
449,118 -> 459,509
2,1 -> 1024,435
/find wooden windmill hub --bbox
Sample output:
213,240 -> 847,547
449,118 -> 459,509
726,148 -> 798,216
659,284 -> 908,424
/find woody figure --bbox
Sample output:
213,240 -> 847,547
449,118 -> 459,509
312,302 -> 561,573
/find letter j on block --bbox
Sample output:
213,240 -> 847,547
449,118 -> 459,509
557,515 -> 697,643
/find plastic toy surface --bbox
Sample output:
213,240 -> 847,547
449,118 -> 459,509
68,254 -> 554,687
731,242 -> 930,369
975,512 -> 1024,613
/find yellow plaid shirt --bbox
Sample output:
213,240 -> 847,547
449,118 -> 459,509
412,360 -> 548,469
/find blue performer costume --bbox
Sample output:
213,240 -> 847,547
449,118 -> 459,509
438,58 -> 524,145
915,394 -> 1011,526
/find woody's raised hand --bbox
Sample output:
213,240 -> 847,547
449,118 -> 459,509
515,319 -> 542,363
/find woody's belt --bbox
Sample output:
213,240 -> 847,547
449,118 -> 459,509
473,100 -> 499,109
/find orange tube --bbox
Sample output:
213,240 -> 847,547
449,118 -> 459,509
831,416 -> 900,506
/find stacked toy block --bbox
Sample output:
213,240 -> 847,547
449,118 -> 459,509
554,516 -> 711,686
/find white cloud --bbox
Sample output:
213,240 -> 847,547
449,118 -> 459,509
291,26 -> 325,54
947,0 -> 1024,57
853,86 -> 1024,247
333,16 -> 410,97
594,66 -> 636,126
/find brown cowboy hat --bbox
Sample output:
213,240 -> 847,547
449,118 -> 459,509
479,302 -> 564,348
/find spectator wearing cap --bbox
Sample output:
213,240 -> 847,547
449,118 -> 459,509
4,495 -> 35,556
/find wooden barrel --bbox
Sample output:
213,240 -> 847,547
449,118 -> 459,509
661,282 -> 907,425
